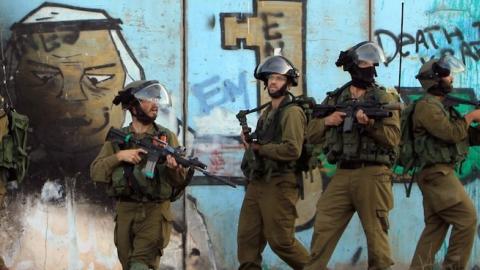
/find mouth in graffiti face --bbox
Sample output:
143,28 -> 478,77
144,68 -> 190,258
57,115 -> 93,128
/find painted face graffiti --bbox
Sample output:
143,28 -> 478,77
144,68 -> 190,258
14,30 -> 126,153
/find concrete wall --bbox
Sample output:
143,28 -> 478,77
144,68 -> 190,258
0,0 -> 479,269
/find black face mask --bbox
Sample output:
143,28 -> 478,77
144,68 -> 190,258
349,66 -> 376,89
132,103 -> 156,125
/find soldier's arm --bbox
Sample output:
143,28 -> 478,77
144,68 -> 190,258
414,100 -> 468,143
90,142 -> 121,183
306,96 -> 332,144
364,94 -> 401,147
0,109 -> 8,143
306,118 -> 327,145
258,106 -> 306,161
165,131 -> 187,185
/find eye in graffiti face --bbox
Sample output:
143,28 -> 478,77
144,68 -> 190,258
15,30 -> 125,153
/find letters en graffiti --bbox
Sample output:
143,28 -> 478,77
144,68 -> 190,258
191,71 -> 250,115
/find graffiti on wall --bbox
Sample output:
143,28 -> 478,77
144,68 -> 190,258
375,21 -> 480,65
1,2 -> 198,270
191,72 -> 251,115
3,2 -> 144,191
221,0 -> 307,103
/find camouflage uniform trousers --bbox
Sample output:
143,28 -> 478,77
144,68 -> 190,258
115,200 -> 173,270
306,165 -> 394,270
410,164 -> 477,270
0,171 -> 7,270
237,173 -> 310,270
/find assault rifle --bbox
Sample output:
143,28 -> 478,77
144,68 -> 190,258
236,102 -> 270,143
309,100 -> 404,133
106,127 -> 236,188
236,95 -> 317,142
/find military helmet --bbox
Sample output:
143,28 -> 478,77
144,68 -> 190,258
113,80 -> 170,109
415,55 -> 465,90
336,41 -> 386,70
254,56 -> 299,86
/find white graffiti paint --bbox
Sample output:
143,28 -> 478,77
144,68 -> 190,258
40,180 -> 64,203
193,107 -> 253,136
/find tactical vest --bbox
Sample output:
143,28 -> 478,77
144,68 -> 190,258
241,97 -> 299,181
0,110 -> 29,183
323,83 -> 397,166
108,125 -> 179,202
414,96 -> 469,167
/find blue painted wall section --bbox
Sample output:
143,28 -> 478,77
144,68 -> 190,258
0,0 -> 479,269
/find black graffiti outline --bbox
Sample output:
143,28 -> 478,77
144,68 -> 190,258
375,21 -> 480,65
219,0 -> 308,105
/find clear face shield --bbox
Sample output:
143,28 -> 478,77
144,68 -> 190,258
256,56 -> 293,76
434,55 -> 465,76
352,42 -> 386,67
133,82 -> 171,108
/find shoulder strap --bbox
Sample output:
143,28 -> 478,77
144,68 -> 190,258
324,81 -> 351,104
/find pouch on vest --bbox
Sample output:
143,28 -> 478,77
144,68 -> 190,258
107,166 -> 132,197
0,110 -> 29,184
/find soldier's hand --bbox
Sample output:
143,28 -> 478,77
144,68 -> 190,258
325,111 -> 346,126
465,109 -> 480,125
116,148 -> 147,164
356,109 -> 370,125
240,131 -> 249,148
165,154 -> 180,169
250,142 -> 261,152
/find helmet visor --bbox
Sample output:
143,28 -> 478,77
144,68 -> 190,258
133,83 -> 171,108
256,56 -> 293,76
437,55 -> 465,74
353,42 -> 386,66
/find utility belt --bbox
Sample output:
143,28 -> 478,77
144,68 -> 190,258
116,196 -> 167,204
337,160 -> 384,170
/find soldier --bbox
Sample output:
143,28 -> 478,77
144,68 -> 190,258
409,55 -> 480,270
0,91 -> 28,270
0,95 -> 7,209
0,95 -> 8,270
90,80 -> 187,270
305,41 -> 400,270
237,55 -> 310,270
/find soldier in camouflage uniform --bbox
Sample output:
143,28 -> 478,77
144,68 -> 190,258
305,42 -> 400,270
91,80 -> 187,270
0,96 -> 8,209
237,55 -> 310,270
409,55 -> 480,270
0,95 -> 8,270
